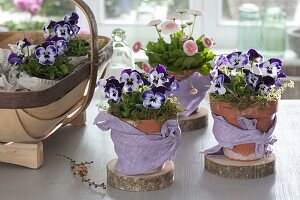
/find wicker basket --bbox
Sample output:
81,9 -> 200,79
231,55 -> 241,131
0,0 -> 113,143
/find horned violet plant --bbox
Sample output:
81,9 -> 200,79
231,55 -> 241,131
209,49 -> 294,110
98,65 -> 182,121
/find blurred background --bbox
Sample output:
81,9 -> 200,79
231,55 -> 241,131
0,0 -> 299,98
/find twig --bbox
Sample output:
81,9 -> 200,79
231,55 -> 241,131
57,154 -> 106,189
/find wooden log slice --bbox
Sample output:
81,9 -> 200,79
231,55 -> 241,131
107,159 -> 174,192
204,154 -> 276,179
179,107 -> 208,132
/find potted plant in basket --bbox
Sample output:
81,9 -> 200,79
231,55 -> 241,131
7,12 -> 90,91
94,65 -> 182,176
203,49 -> 294,161
133,9 -> 215,117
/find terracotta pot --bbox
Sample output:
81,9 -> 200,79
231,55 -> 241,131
210,98 -> 278,161
125,119 -> 164,135
168,69 -> 197,81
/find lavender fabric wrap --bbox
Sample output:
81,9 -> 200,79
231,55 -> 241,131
94,112 -> 181,175
173,72 -> 210,117
202,113 -> 277,158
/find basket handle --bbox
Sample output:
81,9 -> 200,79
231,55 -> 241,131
72,0 -> 99,111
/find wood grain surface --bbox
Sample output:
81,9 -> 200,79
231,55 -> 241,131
0,96 -> 299,200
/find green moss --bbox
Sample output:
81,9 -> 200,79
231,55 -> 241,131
99,88 -> 182,122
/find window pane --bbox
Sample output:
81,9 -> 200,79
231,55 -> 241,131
0,0 -> 74,31
222,0 -> 300,22
104,0 -> 189,22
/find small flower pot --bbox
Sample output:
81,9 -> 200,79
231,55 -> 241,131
17,72 -> 58,91
69,54 -> 88,66
125,119 -> 164,135
210,98 -> 278,161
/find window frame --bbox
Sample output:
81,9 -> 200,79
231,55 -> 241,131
78,0 -> 300,49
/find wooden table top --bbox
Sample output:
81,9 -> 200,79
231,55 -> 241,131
0,98 -> 299,200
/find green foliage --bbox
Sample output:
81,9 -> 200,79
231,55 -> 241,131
103,88 -> 182,122
4,20 -> 45,31
66,37 -> 90,57
17,55 -> 75,80
145,33 -> 214,75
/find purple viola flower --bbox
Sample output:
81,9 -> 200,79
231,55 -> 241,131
258,84 -> 272,96
148,64 -> 168,87
97,76 -> 116,88
70,24 -> 80,39
244,69 -> 262,91
274,72 -> 286,87
142,87 -> 166,109
104,78 -> 124,103
163,76 -> 179,97
35,42 -> 57,65
215,54 -> 228,67
64,13 -> 80,39
43,20 -> 56,38
54,23 -> 72,41
209,74 -> 226,95
119,69 -> 142,92
226,51 -> 249,69
46,36 -> 67,55
15,38 -> 32,56
8,53 -> 24,65
258,58 -> 283,77
64,13 -> 79,25
247,49 -> 263,63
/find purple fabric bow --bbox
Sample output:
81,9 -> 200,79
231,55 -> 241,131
201,113 -> 277,158
173,72 -> 210,117
94,112 -> 181,175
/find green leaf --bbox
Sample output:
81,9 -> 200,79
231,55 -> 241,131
147,52 -> 165,66
59,64 -> 69,74
170,49 -> 185,58
197,64 -> 210,75
196,34 -> 205,46
183,57 -> 196,69
174,57 -> 185,69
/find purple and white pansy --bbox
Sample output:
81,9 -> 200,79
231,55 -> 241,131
148,64 -> 168,87
163,76 -> 179,97
211,49 -> 287,97
54,23 -> 72,41
210,74 -> 226,95
257,58 -> 282,78
35,42 -> 58,65
46,36 -> 67,56
226,51 -> 249,69
244,69 -> 262,91
142,86 -> 167,109
247,48 -> 263,63
101,77 -> 125,103
97,65 -> 179,109
119,69 -> 143,92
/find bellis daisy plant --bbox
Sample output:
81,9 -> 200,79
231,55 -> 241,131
97,65 -> 182,122
209,48 -> 294,110
7,12 -> 90,80
133,9 -> 215,75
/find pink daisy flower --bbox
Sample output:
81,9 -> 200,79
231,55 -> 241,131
148,19 -> 162,26
161,21 -> 181,34
132,41 -> 142,53
188,9 -> 204,16
142,62 -> 152,73
202,37 -> 214,48
183,40 -> 198,56
180,35 -> 189,42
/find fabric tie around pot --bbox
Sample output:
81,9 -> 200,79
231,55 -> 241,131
173,72 -> 210,117
94,112 -> 181,175
201,113 -> 277,158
